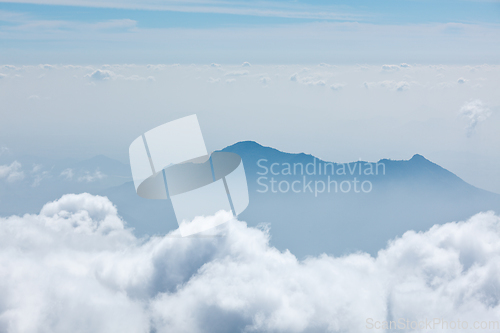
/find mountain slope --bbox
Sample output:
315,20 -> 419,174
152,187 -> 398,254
221,141 -> 500,256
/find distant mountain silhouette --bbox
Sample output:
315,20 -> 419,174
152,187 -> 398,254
1,142 -> 499,257
221,141 -> 500,256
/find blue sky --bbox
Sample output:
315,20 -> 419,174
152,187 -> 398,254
1,0 -> 499,63
1,0 -> 499,27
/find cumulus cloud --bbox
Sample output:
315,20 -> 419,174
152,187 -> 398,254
458,77 -> 468,84
330,83 -> 345,91
0,193 -> 499,332
363,80 -> 410,91
39,64 -> 55,70
242,62 -> 251,67
224,70 -> 249,77
84,69 -> 154,82
290,73 -> 326,86
400,63 -> 411,68
382,64 -> 400,72
0,146 -> 9,156
207,77 -> 220,83
86,69 -> 114,80
260,76 -> 271,84
0,161 -> 25,182
60,168 -> 74,180
210,63 -> 221,68
460,99 -> 492,136
1,65 -> 18,70
77,169 -> 107,182
31,164 -> 50,187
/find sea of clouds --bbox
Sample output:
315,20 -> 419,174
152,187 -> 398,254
0,193 -> 499,332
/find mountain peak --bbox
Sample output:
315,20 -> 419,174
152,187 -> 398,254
410,154 -> 427,161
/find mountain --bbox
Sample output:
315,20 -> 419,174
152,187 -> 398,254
1,141 -> 499,257
221,141 -> 500,256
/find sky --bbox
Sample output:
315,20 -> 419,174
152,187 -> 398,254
0,0 -> 499,64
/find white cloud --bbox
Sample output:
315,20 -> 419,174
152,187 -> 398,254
330,83 -> 345,91
207,77 -> 220,83
290,73 -> 327,86
0,193 -> 499,332
363,80 -> 410,91
39,64 -> 55,70
382,64 -> 400,72
84,69 -> 154,82
86,69 -> 114,80
210,63 -> 221,68
260,76 -> 271,84
1,65 -> 19,70
224,70 -> 249,77
460,99 -> 492,136
319,63 -> 333,68
0,1 -> 360,20
60,168 -> 74,180
242,62 -> 251,67
0,161 -> 25,182
77,169 -> 106,183
0,146 -> 9,156
458,77 -> 468,84
400,63 -> 411,68
31,164 -> 50,187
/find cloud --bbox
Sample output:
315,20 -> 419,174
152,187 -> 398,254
400,63 -> 411,68
0,161 -> 25,182
0,146 -> 9,156
84,69 -> 154,82
382,64 -> 400,72
260,76 -> 271,84
224,70 -> 249,77
86,69 -> 114,80
207,77 -> 220,83
0,193 -> 499,332
242,62 -> 251,67
363,80 -> 410,91
330,83 -> 345,91
0,1 -> 360,21
77,169 -> 106,182
60,168 -> 74,180
290,73 -> 327,86
460,99 -> 492,136
458,77 -> 468,84
31,164 -> 50,187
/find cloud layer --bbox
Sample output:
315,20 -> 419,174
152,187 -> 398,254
460,99 -> 492,136
0,194 -> 499,332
